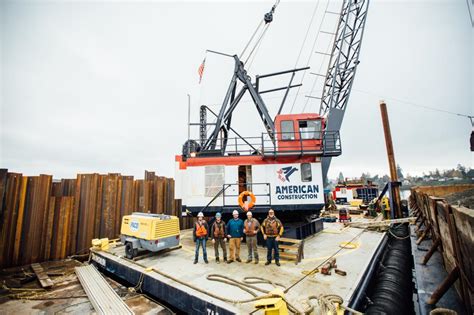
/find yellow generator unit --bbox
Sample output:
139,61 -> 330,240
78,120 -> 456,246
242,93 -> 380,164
120,212 -> 180,259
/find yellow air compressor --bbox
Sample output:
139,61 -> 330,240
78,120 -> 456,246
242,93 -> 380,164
120,212 -> 180,259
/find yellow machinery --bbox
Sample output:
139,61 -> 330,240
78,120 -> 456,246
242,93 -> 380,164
349,199 -> 364,208
120,212 -> 180,259
254,289 -> 289,315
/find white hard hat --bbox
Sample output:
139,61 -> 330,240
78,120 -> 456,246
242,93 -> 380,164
197,212 -> 204,217
232,210 -> 239,215
246,211 -> 252,216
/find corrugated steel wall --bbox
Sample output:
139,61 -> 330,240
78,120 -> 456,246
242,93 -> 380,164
0,169 -> 191,268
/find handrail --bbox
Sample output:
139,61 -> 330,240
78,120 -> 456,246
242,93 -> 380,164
222,183 -> 271,207
185,130 -> 341,158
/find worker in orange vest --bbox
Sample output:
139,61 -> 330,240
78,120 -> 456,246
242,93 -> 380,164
261,209 -> 284,266
243,211 -> 260,264
210,212 -> 227,263
193,212 -> 209,264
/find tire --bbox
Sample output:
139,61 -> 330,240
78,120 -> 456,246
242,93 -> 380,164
125,242 -> 137,259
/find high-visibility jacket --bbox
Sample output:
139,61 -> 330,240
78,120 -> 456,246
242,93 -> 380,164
212,221 -> 226,238
244,218 -> 260,236
194,221 -> 208,239
261,217 -> 283,237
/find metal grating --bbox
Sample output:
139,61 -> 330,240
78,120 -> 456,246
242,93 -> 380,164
75,264 -> 134,315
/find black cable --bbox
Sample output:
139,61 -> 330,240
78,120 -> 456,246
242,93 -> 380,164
353,89 -> 473,120
290,0 -> 332,114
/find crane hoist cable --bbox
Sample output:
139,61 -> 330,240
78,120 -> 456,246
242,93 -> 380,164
241,0 -> 280,66
290,0 -> 332,114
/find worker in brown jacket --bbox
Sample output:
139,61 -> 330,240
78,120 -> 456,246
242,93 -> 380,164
261,209 -> 284,266
210,212 -> 227,263
243,211 -> 260,264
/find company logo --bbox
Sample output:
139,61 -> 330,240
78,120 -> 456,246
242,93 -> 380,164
130,220 -> 140,232
277,166 -> 298,182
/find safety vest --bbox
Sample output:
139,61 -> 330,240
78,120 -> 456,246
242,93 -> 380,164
264,218 -> 281,237
195,221 -> 208,238
244,219 -> 258,236
213,221 -> 225,238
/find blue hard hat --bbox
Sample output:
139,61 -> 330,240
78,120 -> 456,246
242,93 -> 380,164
215,212 -> 222,218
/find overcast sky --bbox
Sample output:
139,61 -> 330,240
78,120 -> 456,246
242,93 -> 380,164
1,0 -> 472,180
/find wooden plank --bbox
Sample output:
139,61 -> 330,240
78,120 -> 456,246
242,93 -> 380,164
31,263 -> 53,288
278,237 -> 302,244
279,252 -> 298,260
279,244 -> 299,251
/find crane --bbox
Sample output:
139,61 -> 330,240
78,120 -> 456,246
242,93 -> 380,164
176,0 -> 371,222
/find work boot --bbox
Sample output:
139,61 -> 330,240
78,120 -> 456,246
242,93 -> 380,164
276,261 -> 281,267
216,257 -> 220,264
236,258 -> 242,262
246,259 -> 252,263
254,259 -> 259,264
227,260 -> 233,264
265,261 -> 271,266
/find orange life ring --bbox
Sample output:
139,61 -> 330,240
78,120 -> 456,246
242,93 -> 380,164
238,191 -> 256,211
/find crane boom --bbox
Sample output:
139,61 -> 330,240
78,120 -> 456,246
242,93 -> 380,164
319,0 -> 370,183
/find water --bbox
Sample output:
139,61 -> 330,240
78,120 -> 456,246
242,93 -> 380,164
400,189 -> 411,200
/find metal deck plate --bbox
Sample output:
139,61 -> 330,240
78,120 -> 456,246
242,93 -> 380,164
91,221 -> 385,314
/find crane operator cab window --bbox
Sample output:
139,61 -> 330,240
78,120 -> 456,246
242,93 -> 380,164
298,120 -> 322,140
281,120 -> 295,140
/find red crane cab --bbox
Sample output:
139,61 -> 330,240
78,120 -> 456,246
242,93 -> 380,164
274,113 -> 325,154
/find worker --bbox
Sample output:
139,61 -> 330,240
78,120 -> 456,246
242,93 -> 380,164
226,210 -> 244,264
193,212 -> 209,264
261,209 -> 283,266
210,212 -> 227,264
243,211 -> 260,264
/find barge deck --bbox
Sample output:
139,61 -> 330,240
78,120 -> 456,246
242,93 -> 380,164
90,221 -> 386,314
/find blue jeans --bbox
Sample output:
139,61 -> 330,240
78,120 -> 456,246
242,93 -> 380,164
195,238 -> 207,261
266,237 -> 279,262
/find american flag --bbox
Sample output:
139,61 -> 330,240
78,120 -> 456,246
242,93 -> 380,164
198,58 -> 206,83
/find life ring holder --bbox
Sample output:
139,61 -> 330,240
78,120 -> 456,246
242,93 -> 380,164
238,191 -> 256,211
